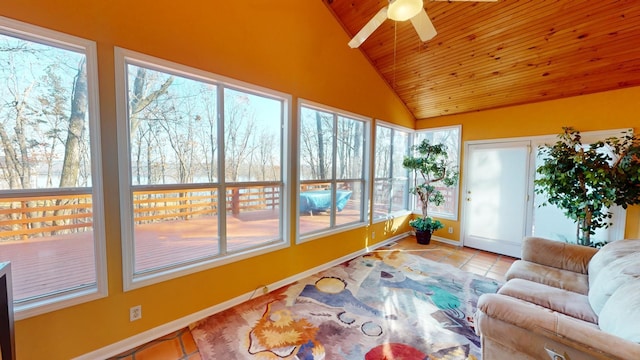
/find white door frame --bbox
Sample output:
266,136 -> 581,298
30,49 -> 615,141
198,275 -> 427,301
460,128 -> 630,256
460,139 -> 533,257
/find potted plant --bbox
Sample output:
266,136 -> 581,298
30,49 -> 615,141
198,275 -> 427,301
535,127 -> 640,247
403,139 -> 458,244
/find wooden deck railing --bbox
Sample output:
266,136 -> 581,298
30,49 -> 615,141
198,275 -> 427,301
0,194 -> 93,241
0,185 -> 284,241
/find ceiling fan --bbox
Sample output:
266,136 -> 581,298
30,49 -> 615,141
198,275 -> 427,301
348,0 -> 497,48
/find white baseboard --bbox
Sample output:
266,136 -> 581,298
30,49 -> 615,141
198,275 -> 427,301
408,230 -> 462,247
431,235 -> 463,247
74,233 -> 409,360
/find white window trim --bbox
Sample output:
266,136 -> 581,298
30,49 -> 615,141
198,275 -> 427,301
413,125 -> 462,221
114,47 -> 291,291
296,99 -> 371,244
0,16 -> 107,320
372,120 -> 413,221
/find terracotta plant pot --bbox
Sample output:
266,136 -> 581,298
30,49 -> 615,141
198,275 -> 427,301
415,230 -> 432,245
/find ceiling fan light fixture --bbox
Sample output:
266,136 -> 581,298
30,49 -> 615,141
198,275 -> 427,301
387,0 -> 423,21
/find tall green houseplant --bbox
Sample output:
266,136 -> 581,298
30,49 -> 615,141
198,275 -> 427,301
403,139 -> 458,244
535,127 -> 640,247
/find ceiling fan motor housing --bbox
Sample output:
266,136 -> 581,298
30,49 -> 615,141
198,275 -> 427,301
387,0 -> 424,21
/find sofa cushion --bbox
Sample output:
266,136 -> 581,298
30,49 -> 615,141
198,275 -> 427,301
588,239 -> 640,286
599,279 -> 640,343
588,253 -> 640,315
498,278 -> 597,323
506,260 -> 589,294
477,293 -> 640,359
521,236 -> 597,274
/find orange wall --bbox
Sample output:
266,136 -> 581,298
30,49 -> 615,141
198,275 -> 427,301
0,1 -> 414,359
3,1 -> 640,358
417,86 -> 640,241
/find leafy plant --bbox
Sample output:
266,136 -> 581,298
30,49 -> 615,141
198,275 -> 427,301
535,127 -> 640,247
408,216 -> 444,233
403,139 -> 458,233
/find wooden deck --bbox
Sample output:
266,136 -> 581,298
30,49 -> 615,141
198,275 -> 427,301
0,208 -> 363,301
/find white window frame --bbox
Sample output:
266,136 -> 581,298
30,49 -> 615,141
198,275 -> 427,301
115,48 -> 291,290
413,125 -> 462,221
372,120 -> 412,223
0,17 -> 107,320
296,99 -> 371,243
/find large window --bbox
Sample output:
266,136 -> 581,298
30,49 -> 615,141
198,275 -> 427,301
373,121 -> 410,220
414,126 -> 461,220
298,101 -> 369,240
116,49 -> 289,289
0,17 -> 106,318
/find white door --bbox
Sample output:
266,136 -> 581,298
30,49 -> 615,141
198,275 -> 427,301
462,141 -> 531,258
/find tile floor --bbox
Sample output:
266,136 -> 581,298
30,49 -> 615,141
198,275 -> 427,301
108,236 -> 517,359
109,327 -> 200,360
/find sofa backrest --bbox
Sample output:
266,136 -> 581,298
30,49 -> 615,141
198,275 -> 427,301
598,278 -> 640,343
589,253 -> 640,314
588,239 -> 640,287
587,239 -> 640,343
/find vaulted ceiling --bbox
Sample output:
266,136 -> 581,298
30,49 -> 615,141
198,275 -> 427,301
324,0 -> 640,120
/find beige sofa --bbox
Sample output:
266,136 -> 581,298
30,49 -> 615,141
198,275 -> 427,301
475,237 -> 640,360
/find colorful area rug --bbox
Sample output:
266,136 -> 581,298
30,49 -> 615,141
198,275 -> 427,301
190,249 -> 501,359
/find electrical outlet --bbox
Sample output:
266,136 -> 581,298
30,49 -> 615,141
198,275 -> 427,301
130,305 -> 142,322
448,226 -> 454,234
372,231 -> 376,239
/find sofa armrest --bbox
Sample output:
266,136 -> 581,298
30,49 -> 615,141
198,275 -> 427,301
521,236 -> 598,274
476,293 -> 640,359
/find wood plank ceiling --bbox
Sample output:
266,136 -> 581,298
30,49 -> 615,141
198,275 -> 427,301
324,0 -> 640,119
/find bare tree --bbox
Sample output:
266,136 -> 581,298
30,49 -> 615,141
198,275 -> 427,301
0,56 -> 35,190
300,112 -> 332,180
37,65 -> 69,187
57,58 -> 86,189
316,112 -> 326,179
256,130 -> 277,181
199,93 -> 218,183
224,94 -> 257,182
375,127 -> 392,179
128,67 -> 173,139
337,118 -> 363,179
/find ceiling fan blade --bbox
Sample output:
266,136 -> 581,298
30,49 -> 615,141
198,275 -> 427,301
348,7 -> 389,48
410,9 -> 437,42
